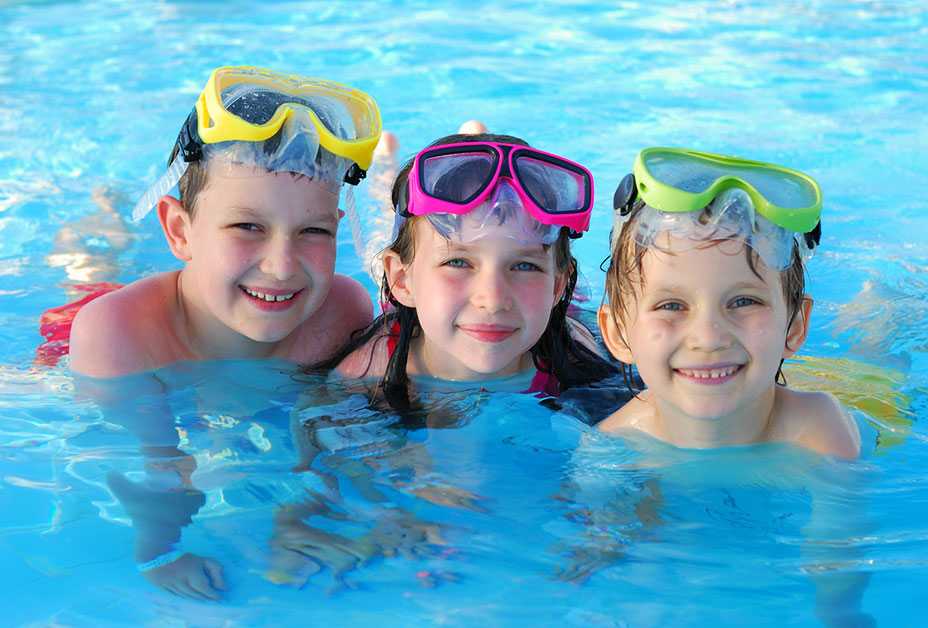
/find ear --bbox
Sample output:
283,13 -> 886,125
337,208 -> 346,220
552,270 -> 569,306
383,249 -> 415,308
157,195 -> 193,262
598,304 -> 634,364
783,295 -> 813,359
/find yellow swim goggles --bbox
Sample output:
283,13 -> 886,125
132,66 -> 382,221
192,66 -> 381,175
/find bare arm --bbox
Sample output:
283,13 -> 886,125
74,371 -> 224,600
802,459 -> 874,627
69,294 -> 153,377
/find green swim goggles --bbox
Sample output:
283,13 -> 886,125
612,147 -> 823,270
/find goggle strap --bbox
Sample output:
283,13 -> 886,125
613,173 -> 638,217
395,179 -> 411,218
178,108 -> 203,163
804,221 -> 822,249
130,154 -> 189,222
344,163 -> 366,186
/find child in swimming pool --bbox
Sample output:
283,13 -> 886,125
65,66 -> 382,599
310,131 -> 616,411
597,148 -> 860,459
68,66 -> 380,377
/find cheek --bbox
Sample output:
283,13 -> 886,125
410,268 -> 461,323
737,311 -> 783,347
512,275 -> 557,308
210,237 -> 258,273
634,315 -> 674,346
299,240 -> 337,270
413,266 -> 470,303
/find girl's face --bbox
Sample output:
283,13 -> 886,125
600,235 -> 810,425
385,219 -> 567,380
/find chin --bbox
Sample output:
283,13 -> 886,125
681,403 -> 740,421
473,357 -> 523,377
243,325 -> 297,344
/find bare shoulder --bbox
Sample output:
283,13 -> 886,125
335,332 -> 391,379
773,388 -> 861,459
70,273 -> 179,377
597,394 -> 651,434
293,274 -> 373,363
325,274 -> 374,330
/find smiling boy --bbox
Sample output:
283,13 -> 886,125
597,148 -> 860,459
70,67 -> 381,377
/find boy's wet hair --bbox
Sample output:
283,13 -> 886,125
309,132 -> 617,419
166,96 -> 344,219
168,151 -> 210,219
604,199 -> 807,393
165,142 -> 336,220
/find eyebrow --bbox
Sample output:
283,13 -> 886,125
226,206 -> 338,224
726,280 -> 771,291
647,280 -> 771,295
439,241 -> 549,255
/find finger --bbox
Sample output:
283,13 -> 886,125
179,579 -> 214,601
188,571 -> 221,601
170,581 -> 204,600
204,559 -> 227,591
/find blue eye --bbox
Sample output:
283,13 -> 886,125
231,222 -> 262,232
730,296 -> 761,308
512,261 -> 542,272
443,258 -> 470,269
656,301 -> 685,312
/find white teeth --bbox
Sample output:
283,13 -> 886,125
243,287 -> 296,302
679,366 -> 739,379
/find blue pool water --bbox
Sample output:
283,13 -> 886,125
1,0 -> 927,625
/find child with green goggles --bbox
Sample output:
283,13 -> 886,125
597,147 -> 860,459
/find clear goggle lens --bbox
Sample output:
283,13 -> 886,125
419,150 -> 588,215
642,150 -> 819,210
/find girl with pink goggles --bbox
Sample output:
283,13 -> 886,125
400,141 -> 594,241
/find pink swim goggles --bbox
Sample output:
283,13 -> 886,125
402,141 -> 594,238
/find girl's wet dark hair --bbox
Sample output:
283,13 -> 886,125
308,132 -> 616,419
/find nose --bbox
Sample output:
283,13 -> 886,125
471,267 -> 512,313
259,235 -> 298,281
685,309 -> 733,353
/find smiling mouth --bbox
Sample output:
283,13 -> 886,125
674,364 -> 743,384
240,286 -> 301,303
458,325 -> 517,343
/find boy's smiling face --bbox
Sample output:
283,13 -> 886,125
601,235 -> 809,426
171,162 -> 341,349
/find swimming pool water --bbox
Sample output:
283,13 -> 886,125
1,1 -> 926,625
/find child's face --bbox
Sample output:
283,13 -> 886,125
180,164 -> 340,344
387,219 -> 566,380
601,235 -> 807,423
